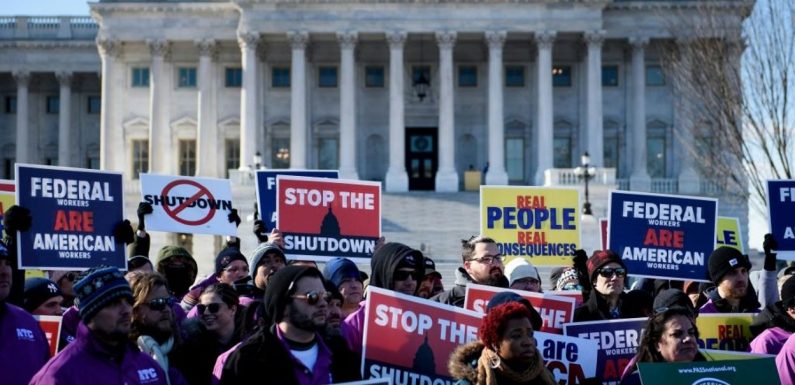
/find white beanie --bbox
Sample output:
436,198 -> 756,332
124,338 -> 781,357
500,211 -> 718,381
505,258 -> 540,287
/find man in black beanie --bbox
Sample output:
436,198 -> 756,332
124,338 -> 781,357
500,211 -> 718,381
750,274 -> 795,354
219,265 -> 359,385
700,246 -> 762,314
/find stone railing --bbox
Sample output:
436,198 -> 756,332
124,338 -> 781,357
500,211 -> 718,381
544,168 -> 617,186
651,178 -> 679,194
616,178 -> 630,191
700,179 -> 724,195
0,16 -> 98,40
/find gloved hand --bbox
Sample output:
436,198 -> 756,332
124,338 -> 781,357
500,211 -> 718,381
113,220 -> 135,245
764,233 -> 778,271
3,205 -> 32,235
228,209 -> 241,228
136,202 -> 153,231
253,220 -> 268,243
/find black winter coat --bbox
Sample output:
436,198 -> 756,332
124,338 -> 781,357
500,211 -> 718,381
573,290 -> 649,322
750,301 -> 795,338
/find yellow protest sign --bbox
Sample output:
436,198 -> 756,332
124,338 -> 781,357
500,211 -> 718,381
716,216 -> 744,253
0,179 -> 14,235
695,313 -> 754,352
480,186 -> 580,265
701,349 -> 774,361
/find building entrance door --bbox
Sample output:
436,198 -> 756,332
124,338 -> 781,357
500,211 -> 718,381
405,127 -> 438,190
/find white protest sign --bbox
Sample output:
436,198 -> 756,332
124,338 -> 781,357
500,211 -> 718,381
140,174 -> 237,236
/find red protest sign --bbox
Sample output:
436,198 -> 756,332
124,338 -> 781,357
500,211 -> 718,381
549,290 -> 583,307
34,315 -> 62,357
600,218 -> 608,251
463,283 -> 575,334
277,176 -> 381,262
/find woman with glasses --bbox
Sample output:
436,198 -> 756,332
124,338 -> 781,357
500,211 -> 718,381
573,250 -> 649,322
619,306 -> 704,385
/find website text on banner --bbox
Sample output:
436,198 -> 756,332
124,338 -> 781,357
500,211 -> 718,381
463,283 -> 575,334
695,313 -> 754,352
34,315 -> 62,357
0,179 -> 15,234
637,358 -> 781,385
767,180 -> 795,260
277,175 -> 380,262
608,191 -> 718,282
16,164 -> 125,270
480,186 -> 580,266
255,170 -> 338,231
362,287 -> 596,385
563,317 -> 646,385
716,216 -> 744,254
140,173 -> 237,236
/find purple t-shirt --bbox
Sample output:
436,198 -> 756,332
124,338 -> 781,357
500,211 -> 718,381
751,326 -> 793,355
0,302 -> 50,385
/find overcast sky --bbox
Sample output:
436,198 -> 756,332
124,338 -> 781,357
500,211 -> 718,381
1,1 -> 90,16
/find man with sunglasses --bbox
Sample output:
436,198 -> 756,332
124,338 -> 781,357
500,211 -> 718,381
220,265 -> 359,384
574,250 -> 646,322
431,235 -> 507,307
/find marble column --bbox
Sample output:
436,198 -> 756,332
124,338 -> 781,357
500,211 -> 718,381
56,71 -> 72,166
385,31 -> 409,192
13,70 -> 30,164
196,39 -> 218,177
629,37 -> 651,191
289,31 -> 309,169
435,31 -> 459,192
147,39 -> 170,174
485,31 -> 509,185
97,37 -> 120,171
676,38 -> 700,194
337,31 -> 359,179
535,31 -> 556,185
585,30 -> 605,167
238,32 -> 259,171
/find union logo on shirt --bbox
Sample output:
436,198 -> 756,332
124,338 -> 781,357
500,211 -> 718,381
16,328 -> 35,341
137,368 -> 159,384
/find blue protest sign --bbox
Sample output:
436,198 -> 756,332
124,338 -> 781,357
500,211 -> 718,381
255,170 -> 338,231
767,180 -> 795,260
563,317 -> 647,385
608,191 -> 717,281
16,164 -> 125,270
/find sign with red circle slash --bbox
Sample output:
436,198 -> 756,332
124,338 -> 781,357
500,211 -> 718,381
139,174 -> 237,236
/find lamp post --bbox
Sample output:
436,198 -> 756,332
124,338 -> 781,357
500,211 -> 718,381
254,151 -> 262,170
574,152 -> 596,216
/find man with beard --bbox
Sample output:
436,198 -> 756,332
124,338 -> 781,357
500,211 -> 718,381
30,267 -> 168,385
219,266 -> 360,384
416,257 -> 444,299
700,247 -> 763,314
431,235 -> 507,307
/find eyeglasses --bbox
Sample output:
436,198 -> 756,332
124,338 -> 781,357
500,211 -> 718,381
291,291 -> 332,306
393,270 -> 419,282
146,297 -> 174,311
597,267 -> 626,278
197,303 -> 224,314
468,255 -> 503,265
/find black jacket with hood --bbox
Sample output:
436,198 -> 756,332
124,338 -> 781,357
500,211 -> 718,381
369,242 -> 425,291
701,284 -> 762,314
431,268 -> 509,308
573,290 -> 650,322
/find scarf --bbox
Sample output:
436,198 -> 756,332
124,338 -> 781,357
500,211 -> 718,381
137,335 -> 175,385
476,347 -> 555,385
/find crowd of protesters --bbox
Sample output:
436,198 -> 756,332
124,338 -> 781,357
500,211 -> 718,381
2,202 -> 795,385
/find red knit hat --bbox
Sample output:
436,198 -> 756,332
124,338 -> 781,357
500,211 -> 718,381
586,250 -> 626,282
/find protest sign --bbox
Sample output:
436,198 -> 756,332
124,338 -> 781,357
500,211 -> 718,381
331,379 -> 392,385
550,291 -> 583,307
767,180 -> 795,259
608,191 -> 717,282
480,186 -> 580,266
33,315 -> 62,357
695,313 -> 754,352
140,174 -> 236,236
701,349 -> 774,361
563,317 -> 646,385
255,170 -> 338,231
0,179 -> 14,234
463,283 -> 575,334
716,216 -> 744,253
637,358 -> 780,385
16,164 -> 125,270
534,331 -> 598,384
277,176 -> 380,262
600,218 -> 608,251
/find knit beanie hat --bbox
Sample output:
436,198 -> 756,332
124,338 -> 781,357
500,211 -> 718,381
423,257 -> 442,279
708,247 -> 751,284
586,250 -> 626,282
23,277 -> 62,313
504,258 -> 540,287
249,242 -> 286,280
215,247 -> 248,276
485,291 -> 543,331
74,267 -> 133,322
781,275 -> 795,306
555,267 -> 581,291
263,265 -> 321,324
322,257 -> 361,288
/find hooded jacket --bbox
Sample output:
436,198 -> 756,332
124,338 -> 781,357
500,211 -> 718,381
448,341 -> 556,385
369,242 -> 424,291
0,302 -> 50,385
749,301 -> 795,354
698,285 -> 761,314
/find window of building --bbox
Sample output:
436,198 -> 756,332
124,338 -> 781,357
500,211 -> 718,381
4,96 -> 16,114
458,66 -> 477,87
86,155 -> 100,170
553,66 -> 572,87
604,136 -> 620,174
647,136 -> 666,178
553,137 -> 572,168
225,139 -> 240,178
87,96 -> 101,114
131,140 -> 149,179
602,65 -> 619,87
365,66 -> 385,88
272,67 -> 290,88
646,65 -> 665,86
225,67 -> 243,87
271,138 -> 290,169
505,66 -> 525,87
317,138 -> 339,170
505,138 -> 525,182
178,140 -> 196,176
318,66 -> 338,88
46,96 -> 59,114
412,66 -> 431,85
178,67 -> 197,88
131,67 -> 150,87
3,158 -> 14,179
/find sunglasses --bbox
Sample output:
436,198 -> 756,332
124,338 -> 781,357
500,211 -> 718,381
393,270 -> 420,282
197,303 -> 224,315
597,267 -> 626,278
146,297 -> 174,312
291,291 -> 332,306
